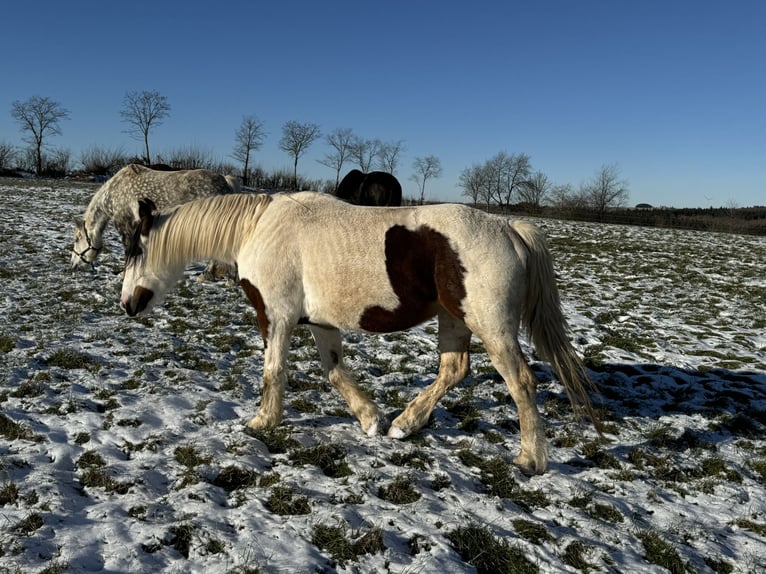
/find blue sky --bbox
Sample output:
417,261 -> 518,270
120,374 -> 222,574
2,1 -> 764,207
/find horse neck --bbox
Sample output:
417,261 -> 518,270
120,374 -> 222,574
83,185 -> 112,242
149,195 -> 268,270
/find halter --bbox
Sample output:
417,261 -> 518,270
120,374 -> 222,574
72,225 -> 103,269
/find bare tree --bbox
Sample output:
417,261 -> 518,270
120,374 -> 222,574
377,140 -> 406,174
581,163 -> 629,220
458,163 -> 488,208
549,183 -> 580,210
518,170 -> 551,208
10,96 -> 70,175
349,136 -> 381,172
279,120 -> 321,190
410,155 -> 442,204
0,141 -> 16,170
120,90 -> 171,164
318,128 -> 355,188
232,115 -> 266,186
489,151 -> 531,213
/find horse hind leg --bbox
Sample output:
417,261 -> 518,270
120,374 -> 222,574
309,325 -> 384,436
389,310 -> 471,438
484,338 -> 548,475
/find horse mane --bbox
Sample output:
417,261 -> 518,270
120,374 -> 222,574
147,193 -> 272,269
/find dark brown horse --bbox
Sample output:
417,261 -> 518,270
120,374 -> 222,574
334,170 -> 402,206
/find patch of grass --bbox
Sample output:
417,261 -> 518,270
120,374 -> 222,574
79,467 -> 132,494
0,482 -> 19,506
211,465 -> 259,492
248,426 -> 300,454
445,396 -> 480,431
175,445 -> 212,468
513,518 -> 554,545
568,489 -> 594,509
431,473 -> 451,491
10,379 -> 47,398
45,348 -> 101,371
0,334 -> 15,353
38,559 -> 69,574
258,472 -> 281,488
378,473 -> 421,504
168,523 -> 195,558
265,485 -> 311,515
704,556 -> 734,574
747,459 -> 766,484
380,388 -> 409,409
289,444 -> 353,478
478,456 -> 518,499
581,440 -> 621,469
390,449 -> 433,471
74,432 -> 91,445
562,540 -> 594,572
457,451 -> 549,509
446,523 -> 538,574
0,413 -> 41,442
76,450 -> 106,468
128,505 -> 147,520
590,503 -> 624,523
290,398 -> 318,413
311,523 -> 385,568
637,530 -> 687,574
14,512 -> 45,534
733,518 -> 766,537
644,423 -> 675,447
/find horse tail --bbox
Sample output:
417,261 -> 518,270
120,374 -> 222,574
508,220 -> 603,435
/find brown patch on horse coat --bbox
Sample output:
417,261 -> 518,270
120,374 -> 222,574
240,279 -> 269,345
126,285 -> 155,317
360,225 -> 466,332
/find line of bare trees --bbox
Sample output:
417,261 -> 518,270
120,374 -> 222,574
459,151 -> 629,217
4,92 -> 445,202
5,92 -> 629,212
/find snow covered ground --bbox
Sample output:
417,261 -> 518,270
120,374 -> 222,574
1,179 -> 765,573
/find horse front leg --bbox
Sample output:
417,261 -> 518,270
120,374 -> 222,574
309,325 -> 384,435
247,325 -> 290,430
389,311 -> 471,438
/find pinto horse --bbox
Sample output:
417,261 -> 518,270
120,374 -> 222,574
334,169 -> 402,206
120,192 -> 599,475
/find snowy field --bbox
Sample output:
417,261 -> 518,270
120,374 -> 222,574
1,179 -> 765,574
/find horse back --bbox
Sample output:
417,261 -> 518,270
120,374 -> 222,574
244,194 -> 508,332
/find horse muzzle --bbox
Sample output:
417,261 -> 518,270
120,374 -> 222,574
121,286 -> 155,317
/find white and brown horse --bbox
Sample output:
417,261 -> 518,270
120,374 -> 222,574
71,163 -> 236,278
120,192 -> 600,475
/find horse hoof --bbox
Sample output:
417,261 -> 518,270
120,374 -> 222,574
387,425 -> 407,439
513,454 -> 547,476
246,415 -> 278,430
